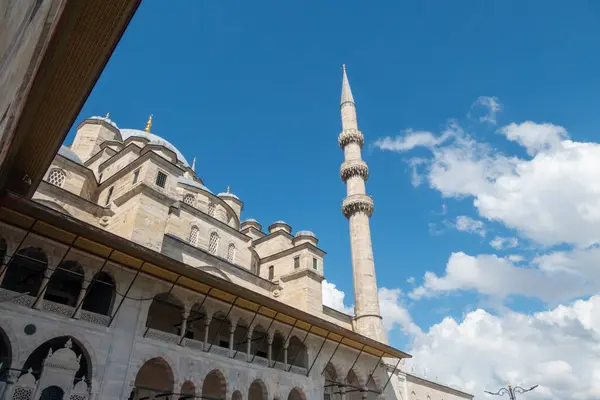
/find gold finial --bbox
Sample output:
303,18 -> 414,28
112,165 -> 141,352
342,64 -> 346,72
145,115 -> 153,132
226,185 -> 230,193
508,384 -> 512,388
105,112 -> 110,119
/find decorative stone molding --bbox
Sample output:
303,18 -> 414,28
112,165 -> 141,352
340,160 -> 369,182
342,195 -> 374,218
338,129 -> 364,148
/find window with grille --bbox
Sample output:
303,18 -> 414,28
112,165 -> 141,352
189,226 -> 199,245
294,256 -> 300,269
48,169 -> 66,187
313,257 -> 318,270
208,202 -> 216,217
155,171 -> 167,188
106,186 -> 114,205
227,243 -> 235,263
268,265 -> 274,280
209,232 -> 219,254
132,169 -> 140,184
183,194 -> 195,206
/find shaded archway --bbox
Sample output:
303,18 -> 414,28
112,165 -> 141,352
271,332 -> 285,366
40,385 -> 64,400
323,362 -> 339,400
0,326 -> 12,390
248,379 -> 267,400
233,319 -> 249,354
185,303 -> 207,342
1,247 -> 47,295
202,369 -> 226,400
44,260 -> 84,307
346,369 -> 362,400
0,237 -> 6,266
133,357 -> 174,400
179,380 -> 196,399
287,388 -> 305,400
145,293 -> 185,336
232,390 -> 243,400
250,325 -> 268,359
82,271 -> 115,316
21,336 -> 90,385
208,312 -> 230,349
287,336 -> 308,368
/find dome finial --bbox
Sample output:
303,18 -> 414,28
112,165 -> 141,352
227,185 -> 230,193
105,112 -> 110,119
144,114 -> 153,132
191,157 -> 196,171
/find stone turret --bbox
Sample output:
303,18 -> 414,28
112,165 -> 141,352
338,65 -> 387,344
71,115 -> 121,162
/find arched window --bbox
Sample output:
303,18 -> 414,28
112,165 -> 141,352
189,226 -> 199,246
209,232 -> 219,255
226,243 -> 235,263
1,247 -> 47,296
183,194 -> 195,206
208,202 -> 216,217
48,169 -> 66,187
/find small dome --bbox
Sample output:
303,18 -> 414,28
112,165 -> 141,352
176,176 -> 212,193
58,145 -> 82,164
295,230 -> 317,239
273,220 -> 287,225
243,218 -> 258,223
218,191 -> 240,200
89,116 -> 119,129
120,129 -> 189,167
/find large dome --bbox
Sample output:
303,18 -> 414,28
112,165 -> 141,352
120,129 -> 189,167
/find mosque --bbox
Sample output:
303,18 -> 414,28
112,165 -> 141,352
0,67 -> 473,400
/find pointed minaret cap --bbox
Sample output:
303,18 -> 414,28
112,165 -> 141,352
341,64 -> 355,105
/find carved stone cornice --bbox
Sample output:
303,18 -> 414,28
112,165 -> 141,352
340,160 -> 369,182
338,129 -> 364,148
342,194 -> 374,218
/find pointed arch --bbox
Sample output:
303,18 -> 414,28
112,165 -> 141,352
180,380 -> 196,399
146,292 -> 185,336
232,390 -> 243,400
287,388 -> 306,400
202,369 -> 227,400
248,379 -> 268,400
44,260 -> 84,307
208,311 -> 230,349
133,357 -> 175,400
288,335 -> 308,368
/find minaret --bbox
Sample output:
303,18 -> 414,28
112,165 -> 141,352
338,65 -> 388,344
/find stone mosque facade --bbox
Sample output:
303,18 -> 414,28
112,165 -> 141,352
0,68 -> 473,400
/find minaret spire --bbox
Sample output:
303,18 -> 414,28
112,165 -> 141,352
338,65 -> 387,344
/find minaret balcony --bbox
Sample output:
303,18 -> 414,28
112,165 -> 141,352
342,194 -> 374,218
338,129 -> 364,148
340,160 -> 369,182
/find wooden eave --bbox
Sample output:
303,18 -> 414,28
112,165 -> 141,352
0,191 -> 411,361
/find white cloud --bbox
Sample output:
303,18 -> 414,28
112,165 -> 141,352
407,295 -> 600,399
454,215 -> 486,237
498,121 -> 568,156
378,117 -> 600,248
409,248 -> 600,304
471,96 -> 502,124
373,129 -> 452,152
489,236 -> 519,250
322,280 -> 354,315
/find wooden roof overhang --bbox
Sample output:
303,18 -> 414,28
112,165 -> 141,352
0,191 -> 411,361
2,0 -> 141,197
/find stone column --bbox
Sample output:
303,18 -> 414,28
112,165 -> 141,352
246,328 -> 253,362
228,323 -> 236,357
267,334 -> 273,366
179,309 -> 190,344
339,385 -> 346,400
33,266 -> 54,309
1,368 -> 19,400
283,341 -> 289,369
72,280 -> 90,319
361,390 -> 368,400
203,317 -> 212,351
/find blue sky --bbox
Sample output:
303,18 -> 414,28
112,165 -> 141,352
67,2 -> 600,397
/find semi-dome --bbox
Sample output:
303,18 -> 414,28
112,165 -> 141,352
89,116 -> 119,129
176,176 -> 212,193
58,145 -> 83,164
120,129 -> 189,167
